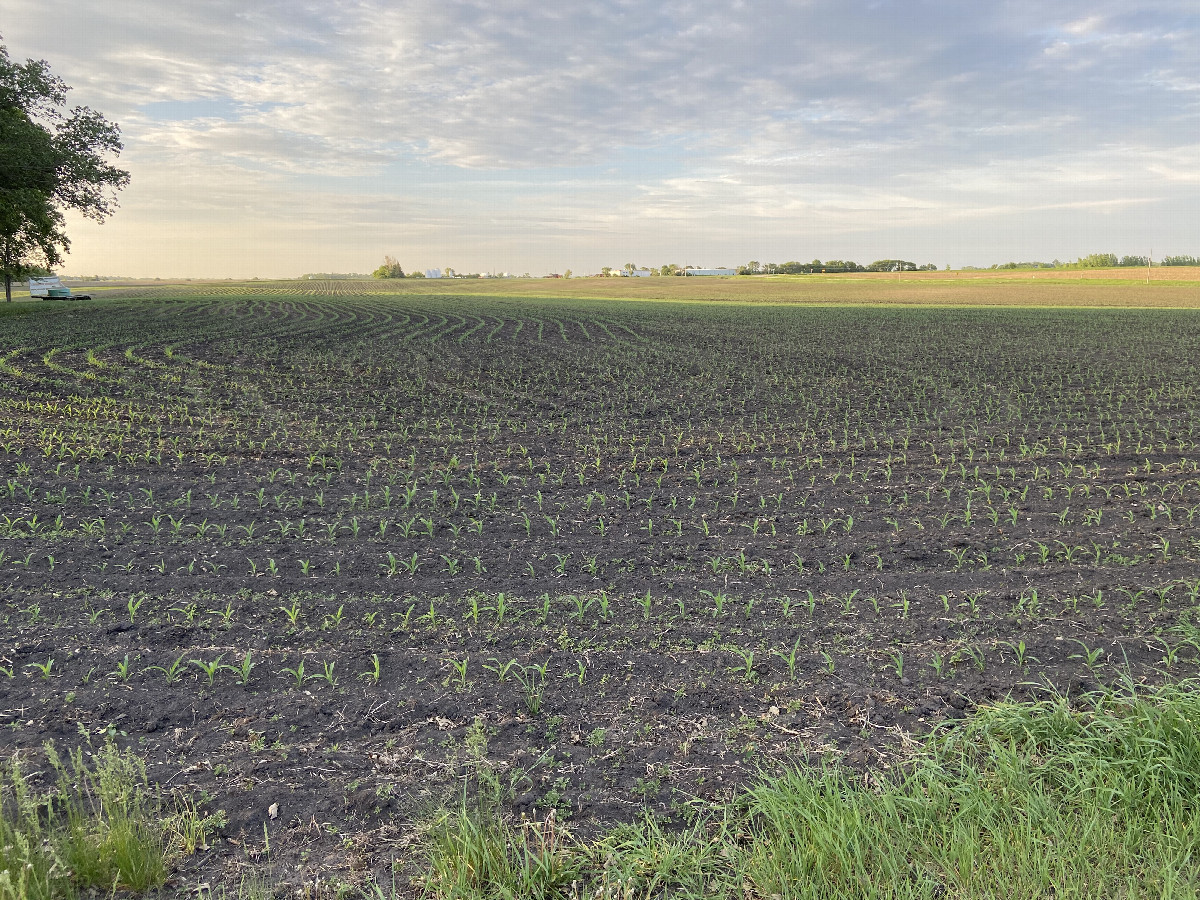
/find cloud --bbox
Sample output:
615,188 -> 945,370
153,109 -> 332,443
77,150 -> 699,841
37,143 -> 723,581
3,0 -> 1199,275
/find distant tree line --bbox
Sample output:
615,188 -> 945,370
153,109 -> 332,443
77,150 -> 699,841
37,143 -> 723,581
736,259 -> 937,274
1072,253 -> 1141,269
731,253 -> 1200,274
979,254 -> 1197,270
865,260 -> 940,272
983,261 -> 1060,270
595,260 -> 944,276
646,255 -> 1200,275
366,252 -> 1200,282
372,257 -> 517,279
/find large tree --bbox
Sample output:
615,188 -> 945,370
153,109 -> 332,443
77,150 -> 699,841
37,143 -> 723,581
371,255 -> 405,279
0,40 -> 129,301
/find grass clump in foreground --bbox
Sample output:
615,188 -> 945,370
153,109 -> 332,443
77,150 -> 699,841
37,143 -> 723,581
0,738 -> 221,900
424,680 -> 1200,899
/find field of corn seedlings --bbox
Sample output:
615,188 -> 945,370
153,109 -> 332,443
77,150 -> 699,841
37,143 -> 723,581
2,283 -> 1200,893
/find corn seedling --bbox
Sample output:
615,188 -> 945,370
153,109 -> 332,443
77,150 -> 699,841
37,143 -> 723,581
222,651 -> 255,685
146,654 -> 187,684
190,654 -> 226,687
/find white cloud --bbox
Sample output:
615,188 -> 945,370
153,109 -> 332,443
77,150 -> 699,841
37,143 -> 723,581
4,0 -> 1199,275
1063,15 -> 1107,36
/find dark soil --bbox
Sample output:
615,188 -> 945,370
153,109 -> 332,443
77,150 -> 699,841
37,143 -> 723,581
1,290 -> 1199,894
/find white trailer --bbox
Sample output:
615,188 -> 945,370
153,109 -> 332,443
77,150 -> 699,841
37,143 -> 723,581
28,276 -> 90,300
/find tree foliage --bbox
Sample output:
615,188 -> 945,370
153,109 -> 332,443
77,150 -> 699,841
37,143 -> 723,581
738,259 -> 869,274
371,255 -> 405,279
0,41 -> 129,301
1074,253 -> 1119,269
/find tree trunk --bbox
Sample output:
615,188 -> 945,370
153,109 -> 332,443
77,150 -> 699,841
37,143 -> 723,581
4,274 -> 11,303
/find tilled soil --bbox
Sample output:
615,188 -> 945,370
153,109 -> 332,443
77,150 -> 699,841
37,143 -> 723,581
1,291 -> 1199,894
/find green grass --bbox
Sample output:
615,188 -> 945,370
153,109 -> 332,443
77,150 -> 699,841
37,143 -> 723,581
738,683 -> 1200,898
0,738 -> 219,900
421,680 -> 1200,899
423,805 -> 580,899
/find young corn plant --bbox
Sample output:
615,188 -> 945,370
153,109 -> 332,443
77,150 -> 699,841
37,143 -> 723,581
774,637 -> 803,679
190,654 -> 225,687
145,654 -> 187,684
222,651 -> 255,685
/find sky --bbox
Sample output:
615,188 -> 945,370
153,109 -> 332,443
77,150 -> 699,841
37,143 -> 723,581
4,1 -> 1199,278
